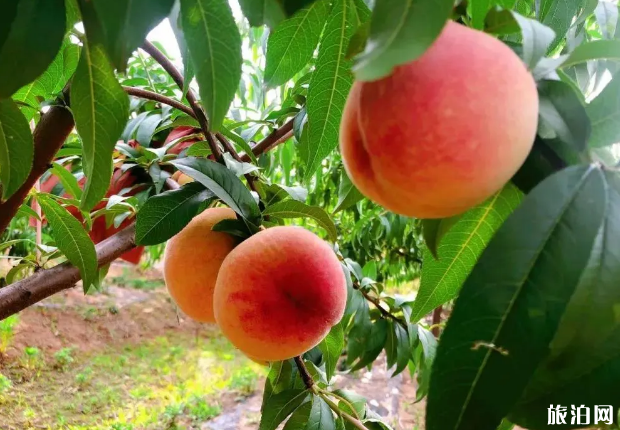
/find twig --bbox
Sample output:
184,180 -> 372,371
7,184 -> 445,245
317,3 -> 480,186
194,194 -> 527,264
318,391 -> 370,430
294,356 -> 314,390
358,287 -> 407,329
319,388 -> 361,421
241,119 -> 294,161
431,306 -> 443,337
123,86 -> 196,119
140,41 -> 222,161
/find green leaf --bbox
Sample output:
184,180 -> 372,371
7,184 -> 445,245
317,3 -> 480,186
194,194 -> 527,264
181,0 -> 241,131
264,0 -> 330,87
352,0 -> 453,81
421,216 -> 460,259
484,8 -> 520,35
300,0 -> 359,177
319,322 -> 344,382
212,218 -> 254,239
263,360 -> 295,411
0,0 -> 66,98
259,389 -> 309,430
511,12 -> 555,70
262,200 -> 337,241
71,42 -> 129,212
537,79 -> 590,152
0,99 -> 33,200
13,38 -> 80,121
169,2 -> 194,96
541,0 -> 583,53
333,389 -> 366,420
426,165 -> 607,430
136,113 -> 163,146
52,163 -> 82,200
38,195 -> 98,292
587,71 -> 620,148
560,39 -> 620,69
346,299 -> 372,364
384,320 -> 410,376
410,184 -> 522,323
283,402 -> 312,430
334,170 -> 364,213
90,0 -> 174,70
135,182 -> 213,245
238,0 -> 286,28
170,157 -> 261,225
307,395 -> 336,430
350,319 -> 388,371
471,0 -> 493,30
509,171 -> 620,429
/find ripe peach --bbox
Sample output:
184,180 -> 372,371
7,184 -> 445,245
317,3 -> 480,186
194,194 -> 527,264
340,21 -> 538,219
213,226 -> 346,362
163,207 -> 237,323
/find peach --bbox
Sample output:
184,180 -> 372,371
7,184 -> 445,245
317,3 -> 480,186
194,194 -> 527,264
171,170 -> 194,185
340,21 -> 538,219
213,226 -> 346,362
163,207 -> 237,323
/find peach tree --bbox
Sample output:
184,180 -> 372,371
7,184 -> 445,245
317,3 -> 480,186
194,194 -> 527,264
0,0 -> 619,429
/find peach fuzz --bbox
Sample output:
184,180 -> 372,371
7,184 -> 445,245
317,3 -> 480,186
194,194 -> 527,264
340,21 -> 538,219
163,207 -> 237,323
213,226 -> 346,362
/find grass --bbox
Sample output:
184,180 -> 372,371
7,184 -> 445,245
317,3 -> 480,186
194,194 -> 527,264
0,331 -> 266,429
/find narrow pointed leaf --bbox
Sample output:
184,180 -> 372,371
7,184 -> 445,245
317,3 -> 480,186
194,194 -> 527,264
262,200 -> 337,241
170,157 -> 261,224
265,0 -> 330,87
283,402 -> 312,430
511,12 -> 555,69
52,163 -> 82,200
560,40 -> 620,68
0,99 -> 33,200
427,165 -> 607,430
421,216 -> 460,259
180,0 -> 241,131
300,0 -> 359,176
587,71 -> 620,148
319,322 -> 344,382
352,0 -> 453,81
38,195 -> 98,292
410,184 -> 522,323
307,395 -> 336,430
0,0 -> 66,98
259,389 -> 308,430
71,43 -> 129,211
136,182 -> 214,245
334,170 -> 364,213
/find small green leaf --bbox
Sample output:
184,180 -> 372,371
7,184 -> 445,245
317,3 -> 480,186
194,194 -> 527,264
410,184 -> 522,323
511,12 -> 555,69
52,163 -> 82,200
136,182 -> 214,245
211,218 -> 254,239
427,165 -> 607,430
350,319 -> 388,371
90,0 -> 174,70
346,300 -> 372,364
181,0 -> 242,131
319,322 -> 344,382
541,0 -> 586,53
334,170 -> 364,213
237,0 -> 286,27
38,195 -> 98,292
71,42 -> 129,211
0,0 -> 66,98
0,99 -> 33,200
262,200 -> 337,241
537,79 -> 591,152
587,71 -> 620,148
421,216 -> 460,259
170,157 -> 261,225
352,0 -> 453,81
560,39 -> 620,69
264,0 -> 330,87
136,113 -> 163,146
299,0 -> 359,177
259,389 -> 309,430
307,395 -> 336,430
388,321 -> 410,376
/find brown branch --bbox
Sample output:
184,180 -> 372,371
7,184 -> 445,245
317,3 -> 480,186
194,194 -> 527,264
123,86 -> 196,119
0,224 -> 136,320
241,119 -> 294,162
358,287 -> 407,329
140,41 -> 222,161
0,87 -> 74,235
294,356 -> 314,390
431,306 -> 443,337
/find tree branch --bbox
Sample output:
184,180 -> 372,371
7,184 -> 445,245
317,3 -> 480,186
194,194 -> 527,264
294,356 -> 314,390
0,87 -> 74,235
123,86 -> 196,119
241,119 -> 294,161
140,41 -> 222,161
318,391 -> 370,430
0,224 -> 136,320
357,286 -> 407,329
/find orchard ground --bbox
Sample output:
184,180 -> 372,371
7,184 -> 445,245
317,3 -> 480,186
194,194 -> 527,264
0,262 -> 428,430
